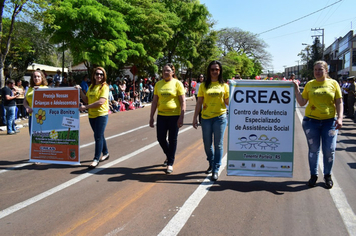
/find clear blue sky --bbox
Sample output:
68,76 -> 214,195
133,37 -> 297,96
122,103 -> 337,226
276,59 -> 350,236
200,0 -> 356,73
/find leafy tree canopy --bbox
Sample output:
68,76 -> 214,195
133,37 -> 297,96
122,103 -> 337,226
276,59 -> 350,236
217,27 -> 271,69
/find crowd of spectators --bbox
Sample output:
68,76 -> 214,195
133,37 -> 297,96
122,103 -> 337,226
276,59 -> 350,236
1,70 -> 162,128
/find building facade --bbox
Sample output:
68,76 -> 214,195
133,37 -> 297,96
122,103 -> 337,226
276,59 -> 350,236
324,30 -> 356,80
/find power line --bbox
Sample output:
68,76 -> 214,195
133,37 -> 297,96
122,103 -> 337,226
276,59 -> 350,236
258,0 -> 343,35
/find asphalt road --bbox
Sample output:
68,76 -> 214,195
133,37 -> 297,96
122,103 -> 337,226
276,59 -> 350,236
0,97 -> 355,236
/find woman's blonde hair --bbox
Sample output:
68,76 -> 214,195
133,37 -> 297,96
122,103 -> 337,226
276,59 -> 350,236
314,60 -> 330,78
30,70 -> 48,87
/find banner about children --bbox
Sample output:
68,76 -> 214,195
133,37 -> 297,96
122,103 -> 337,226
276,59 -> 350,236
227,80 -> 295,177
30,88 -> 80,165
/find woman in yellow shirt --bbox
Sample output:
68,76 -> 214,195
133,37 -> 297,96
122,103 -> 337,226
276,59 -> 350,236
294,60 -> 343,189
149,63 -> 186,174
78,67 -> 110,168
192,61 -> 229,181
23,71 -> 48,134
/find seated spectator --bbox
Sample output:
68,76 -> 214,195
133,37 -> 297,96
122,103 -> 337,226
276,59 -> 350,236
109,99 -> 120,113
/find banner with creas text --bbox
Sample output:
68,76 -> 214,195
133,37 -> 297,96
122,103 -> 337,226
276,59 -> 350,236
227,80 -> 295,177
30,88 -> 80,165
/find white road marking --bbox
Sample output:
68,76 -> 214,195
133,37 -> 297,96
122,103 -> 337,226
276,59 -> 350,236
296,108 -> 356,236
0,110 -> 194,173
157,154 -> 227,236
0,126 -> 192,220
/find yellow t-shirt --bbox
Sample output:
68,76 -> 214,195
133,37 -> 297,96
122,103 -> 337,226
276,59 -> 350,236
154,79 -> 185,116
25,86 -> 48,116
198,81 -> 229,119
302,78 -> 342,120
87,84 -> 109,118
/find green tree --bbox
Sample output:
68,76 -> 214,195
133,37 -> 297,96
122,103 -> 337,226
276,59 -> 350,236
159,0 -> 210,71
189,30 -> 219,77
45,0 -> 142,73
0,0 -> 55,87
216,27 -> 271,70
220,51 -> 257,80
4,20 -> 53,80
298,37 -> 322,80
119,0 -> 178,77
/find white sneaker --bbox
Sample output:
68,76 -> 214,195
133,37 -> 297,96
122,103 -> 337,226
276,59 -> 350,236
166,165 -> 173,174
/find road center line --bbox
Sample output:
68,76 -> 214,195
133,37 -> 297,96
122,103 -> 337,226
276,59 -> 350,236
296,108 -> 356,235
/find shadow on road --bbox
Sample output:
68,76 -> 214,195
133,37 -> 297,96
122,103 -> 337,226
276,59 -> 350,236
0,159 -> 29,168
70,163 -> 316,195
208,180 -> 312,195
71,163 -> 207,183
347,163 -> 356,169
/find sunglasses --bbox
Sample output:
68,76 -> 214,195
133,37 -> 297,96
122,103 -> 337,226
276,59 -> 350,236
95,72 -> 104,77
210,68 -> 220,72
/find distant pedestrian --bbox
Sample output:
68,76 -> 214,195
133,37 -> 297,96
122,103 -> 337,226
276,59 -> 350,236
345,76 -> 355,119
77,67 -> 110,168
293,60 -> 343,189
341,78 -> 349,115
149,63 -> 186,174
192,61 -> 229,181
53,70 -> 61,84
1,80 -> 20,134
80,74 -> 89,94
195,74 -> 204,124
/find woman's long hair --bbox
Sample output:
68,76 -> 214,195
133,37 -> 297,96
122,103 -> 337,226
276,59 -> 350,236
30,70 -> 48,87
205,60 -> 223,89
89,67 -> 107,90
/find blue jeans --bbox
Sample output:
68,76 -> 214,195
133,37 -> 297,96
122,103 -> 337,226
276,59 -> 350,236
302,117 -> 338,176
201,113 -> 227,173
89,115 -> 109,161
156,115 -> 180,166
4,106 -> 16,133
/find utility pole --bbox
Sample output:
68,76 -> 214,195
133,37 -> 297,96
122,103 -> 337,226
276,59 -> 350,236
311,28 -> 324,59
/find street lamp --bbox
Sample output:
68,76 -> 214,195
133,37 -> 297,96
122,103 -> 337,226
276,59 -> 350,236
295,60 -> 299,79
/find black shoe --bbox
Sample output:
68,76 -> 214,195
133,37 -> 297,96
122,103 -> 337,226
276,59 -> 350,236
211,172 -> 218,181
308,175 -> 318,187
100,153 -> 110,161
205,164 -> 212,174
163,159 -> 168,167
89,160 -> 99,169
324,175 -> 333,189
